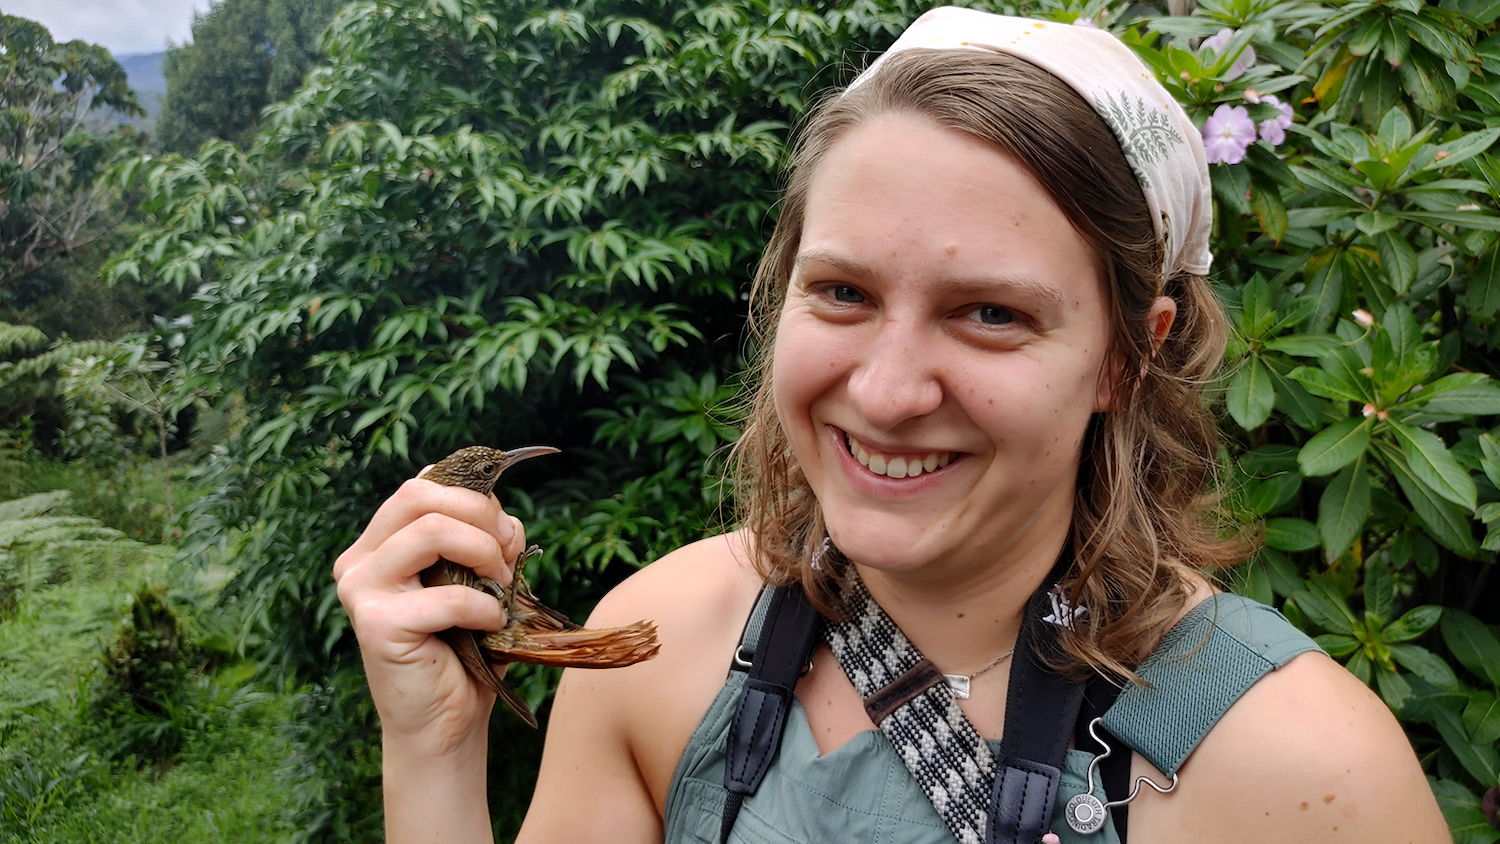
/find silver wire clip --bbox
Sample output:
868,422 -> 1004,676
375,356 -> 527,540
1065,718 -> 1179,834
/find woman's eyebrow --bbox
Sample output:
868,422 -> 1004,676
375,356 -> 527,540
794,249 -> 1069,311
793,249 -> 874,281
929,276 -> 1070,312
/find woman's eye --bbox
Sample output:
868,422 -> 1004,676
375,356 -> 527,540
830,285 -> 864,303
969,305 -> 1015,326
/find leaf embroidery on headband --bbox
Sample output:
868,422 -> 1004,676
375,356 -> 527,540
1095,91 -> 1184,190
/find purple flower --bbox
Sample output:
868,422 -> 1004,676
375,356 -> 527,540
1201,104 -> 1256,164
1257,94 -> 1294,146
1200,28 -> 1256,80
1072,17 -> 1098,28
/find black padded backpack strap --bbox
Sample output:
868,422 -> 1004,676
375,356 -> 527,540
720,584 -> 821,844
986,587 -> 1087,844
1077,676 -> 1131,843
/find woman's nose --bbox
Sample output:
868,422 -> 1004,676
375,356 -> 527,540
845,320 -> 943,430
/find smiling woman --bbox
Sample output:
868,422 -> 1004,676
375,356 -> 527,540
333,7 -> 1451,844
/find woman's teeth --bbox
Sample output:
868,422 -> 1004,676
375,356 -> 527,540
846,435 -> 954,479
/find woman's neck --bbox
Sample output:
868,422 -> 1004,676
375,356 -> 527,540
852,534 -> 1062,676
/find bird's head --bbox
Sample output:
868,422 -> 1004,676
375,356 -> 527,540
430,445 -> 560,495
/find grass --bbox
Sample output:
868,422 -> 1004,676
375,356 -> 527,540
0,454 -> 302,843
0,449 -> 198,544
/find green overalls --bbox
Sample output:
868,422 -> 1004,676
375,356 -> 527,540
664,593 -> 1321,843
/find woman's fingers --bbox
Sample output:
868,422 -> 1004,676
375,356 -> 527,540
348,584 -> 507,649
338,479 -> 504,575
356,511 -> 512,588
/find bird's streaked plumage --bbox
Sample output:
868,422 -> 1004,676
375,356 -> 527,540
419,446 -> 660,727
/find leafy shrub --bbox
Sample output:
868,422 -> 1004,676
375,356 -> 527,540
85,587 -> 201,764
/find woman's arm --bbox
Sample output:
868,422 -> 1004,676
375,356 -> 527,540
335,476 -> 525,843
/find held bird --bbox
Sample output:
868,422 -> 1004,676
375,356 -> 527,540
419,445 -> 660,727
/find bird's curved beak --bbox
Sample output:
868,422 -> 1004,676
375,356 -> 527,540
503,445 -> 561,466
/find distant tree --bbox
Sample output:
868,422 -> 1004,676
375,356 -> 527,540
157,0 -> 349,153
0,15 -> 144,291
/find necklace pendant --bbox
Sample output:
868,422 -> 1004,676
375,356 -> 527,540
943,673 -> 972,699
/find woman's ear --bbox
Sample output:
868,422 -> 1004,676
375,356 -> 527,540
1094,297 -> 1178,413
1147,296 -> 1177,353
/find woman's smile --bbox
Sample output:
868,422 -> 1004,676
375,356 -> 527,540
772,112 -> 1116,578
842,429 -> 959,479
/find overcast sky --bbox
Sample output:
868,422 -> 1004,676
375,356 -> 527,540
3,0 -> 210,56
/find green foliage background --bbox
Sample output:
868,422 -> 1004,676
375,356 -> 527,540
86,0 -> 1500,839
158,0 -> 351,153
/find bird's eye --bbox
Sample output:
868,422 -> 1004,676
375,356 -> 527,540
476,461 -> 495,475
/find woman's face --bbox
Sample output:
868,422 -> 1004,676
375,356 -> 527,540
773,113 -> 1117,580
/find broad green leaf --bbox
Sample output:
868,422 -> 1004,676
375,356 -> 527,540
1291,585 -> 1357,635
1375,666 -> 1413,710
1345,650 -> 1373,684
1268,365 -> 1330,431
1376,230 -> 1419,294
1251,183 -> 1289,244
1245,471 -> 1302,517
1432,777 -> 1500,844
1228,356 -> 1276,429
1425,127 -> 1500,171
1354,209 -> 1400,234
1399,209 -> 1500,232
1264,517 -> 1321,552
1441,609 -> 1500,687
1255,548 -> 1307,598
1385,605 -> 1442,642
1379,439 -> 1479,556
1240,276 -> 1272,337
1364,552 -> 1393,623
1481,433 -> 1500,489
1304,252 -> 1347,330
1470,246 -> 1500,319
1381,304 -> 1422,363
1286,206 -> 1359,228
1289,366 -> 1368,403
1390,643 -> 1460,688
1316,633 -> 1360,658
1378,103 -> 1414,147
1318,459 -> 1370,558
1298,417 -> 1374,476
1385,419 -> 1478,510
1433,707 -> 1500,786
1465,691 -> 1500,745
1268,297 -> 1320,336
1413,374 -> 1500,416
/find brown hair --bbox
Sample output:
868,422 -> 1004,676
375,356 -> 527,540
731,49 -> 1245,679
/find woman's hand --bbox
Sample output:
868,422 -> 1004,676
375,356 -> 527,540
334,471 -> 527,756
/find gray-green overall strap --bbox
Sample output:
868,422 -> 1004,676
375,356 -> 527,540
720,585 -> 821,844
1101,593 -> 1323,778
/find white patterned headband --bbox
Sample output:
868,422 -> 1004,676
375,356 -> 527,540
850,7 -> 1213,282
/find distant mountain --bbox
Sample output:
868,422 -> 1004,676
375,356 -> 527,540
117,52 -> 167,95
93,50 -> 167,136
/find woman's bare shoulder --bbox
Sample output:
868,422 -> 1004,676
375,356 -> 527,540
1132,650 -> 1449,843
521,530 -> 764,841
586,529 -> 763,634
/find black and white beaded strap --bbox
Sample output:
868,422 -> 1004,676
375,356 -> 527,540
826,574 -> 996,844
